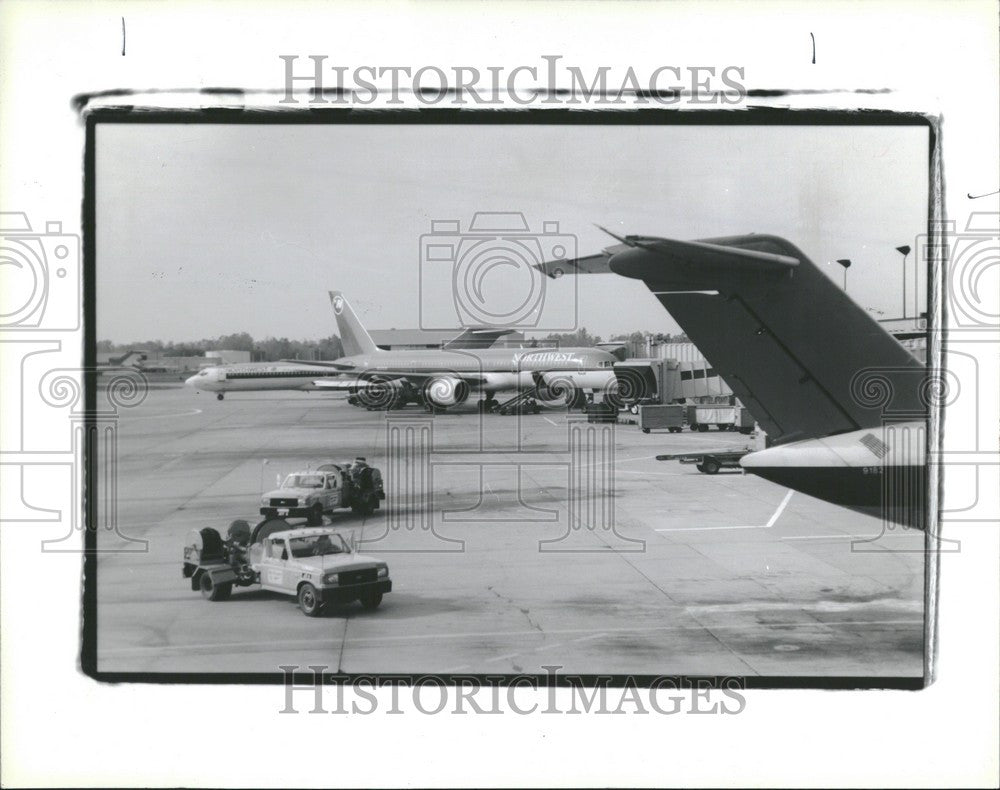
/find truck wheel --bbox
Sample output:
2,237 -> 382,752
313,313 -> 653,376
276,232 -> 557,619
701,458 -> 721,474
642,428 -> 650,434
199,573 -> 232,601
298,583 -> 322,617
698,424 -> 709,432
307,504 -> 324,526
689,424 -> 698,431
360,591 -> 383,610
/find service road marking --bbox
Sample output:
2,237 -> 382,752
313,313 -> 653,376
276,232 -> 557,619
655,489 -> 794,533
120,408 -> 203,421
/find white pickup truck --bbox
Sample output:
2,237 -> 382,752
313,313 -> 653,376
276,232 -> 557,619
259,461 -> 384,524
183,520 -> 392,616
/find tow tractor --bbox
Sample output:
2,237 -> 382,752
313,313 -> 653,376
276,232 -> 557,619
656,447 -> 752,474
182,518 -> 392,616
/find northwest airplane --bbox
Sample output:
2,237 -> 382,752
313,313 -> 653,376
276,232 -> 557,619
300,291 -> 618,412
184,326 -> 514,400
538,230 -> 928,528
185,360 -> 356,399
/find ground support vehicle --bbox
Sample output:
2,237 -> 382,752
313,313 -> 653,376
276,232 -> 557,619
183,519 -> 392,616
686,405 -> 755,434
656,448 -> 751,474
638,404 -> 685,433
260,460 -> 385,523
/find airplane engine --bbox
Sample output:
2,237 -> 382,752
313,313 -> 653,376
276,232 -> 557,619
424,376 -> 470,408
357,376 -> 406,409
537,373 -> 581,407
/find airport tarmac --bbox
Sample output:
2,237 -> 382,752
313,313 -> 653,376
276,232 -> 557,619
96,387 -> 925,677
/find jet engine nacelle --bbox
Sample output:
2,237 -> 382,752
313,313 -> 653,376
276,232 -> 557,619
424,376 -> 470,408
357,376 -> 407,409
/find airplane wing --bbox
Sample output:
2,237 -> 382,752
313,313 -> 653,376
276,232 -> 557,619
540,232 -> 925,445
313,369 -> 488,387
279,359 -> 356,370
443,328 -> 515,350
536,243 -> 632,279
312,378 -> 368,390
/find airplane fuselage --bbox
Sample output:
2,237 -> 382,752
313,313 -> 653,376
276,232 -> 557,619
740,422 -> 926,525
186,348 -> 618,397
333,346 -> 617,395
185,363 -> 343,394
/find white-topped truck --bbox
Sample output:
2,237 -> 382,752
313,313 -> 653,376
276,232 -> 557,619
183,519 -> 392,616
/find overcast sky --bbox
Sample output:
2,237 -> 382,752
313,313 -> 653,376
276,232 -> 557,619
96,121 -> 929,343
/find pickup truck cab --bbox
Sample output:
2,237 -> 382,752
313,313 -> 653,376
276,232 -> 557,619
252,526 -> 391,615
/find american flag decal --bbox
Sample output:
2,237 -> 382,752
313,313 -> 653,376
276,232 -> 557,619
860,433 -> 889,459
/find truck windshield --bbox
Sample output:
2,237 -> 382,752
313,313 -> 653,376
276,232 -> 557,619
290,534 -> 349,557
284,474 -> 324,489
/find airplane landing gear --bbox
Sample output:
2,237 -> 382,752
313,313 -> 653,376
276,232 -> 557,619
216,393 -> 224,401
478,397 -> 500,413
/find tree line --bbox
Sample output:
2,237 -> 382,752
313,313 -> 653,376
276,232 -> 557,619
97,329 -> 689,360
97,333 -> 345,362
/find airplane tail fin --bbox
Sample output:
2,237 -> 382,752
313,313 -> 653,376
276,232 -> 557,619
111,350 -> 146,367
329,292 -> 380,357
540,233 -> 926,445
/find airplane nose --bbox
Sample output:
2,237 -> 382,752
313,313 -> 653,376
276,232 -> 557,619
184,373 -> 200,389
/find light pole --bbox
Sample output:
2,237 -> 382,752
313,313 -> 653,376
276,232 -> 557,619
835,259 -> 851,291
895,245 -> 911,319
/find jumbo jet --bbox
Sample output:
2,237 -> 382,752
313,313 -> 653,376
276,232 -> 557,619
184,325 -> 513,400
538,230 -> 928,528
301,291 -> 618,412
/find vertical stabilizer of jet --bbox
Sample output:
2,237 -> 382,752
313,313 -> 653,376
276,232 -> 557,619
329,291 -> 380,357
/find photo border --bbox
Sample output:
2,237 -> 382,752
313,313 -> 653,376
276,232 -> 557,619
80,104 -> 940,690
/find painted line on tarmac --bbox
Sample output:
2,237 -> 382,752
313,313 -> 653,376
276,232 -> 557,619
655,490 -> 794,532
781,532 -> 922,541
615,469 -> 688,477
119,408 -> 203,421
100,618 -> 923,659
483,633 -> 604,665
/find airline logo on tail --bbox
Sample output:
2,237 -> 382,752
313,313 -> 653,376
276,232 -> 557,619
329,291 -> 380,357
